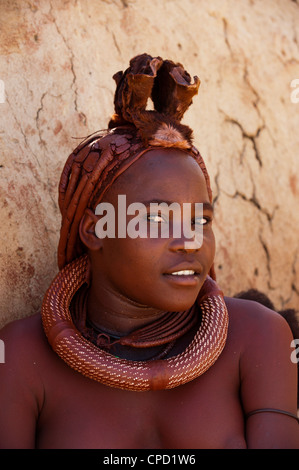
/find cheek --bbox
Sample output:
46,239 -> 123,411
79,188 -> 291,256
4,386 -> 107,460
101,237 -> 162,277
201,229 -> 216,269
100,238 -> 166,305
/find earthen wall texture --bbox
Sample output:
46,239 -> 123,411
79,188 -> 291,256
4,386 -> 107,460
0,0 -> 298,328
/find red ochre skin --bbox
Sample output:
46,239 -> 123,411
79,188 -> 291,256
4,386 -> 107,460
0,149 -> 298,449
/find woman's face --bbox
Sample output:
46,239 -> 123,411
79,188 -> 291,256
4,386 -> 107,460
93,148 -> 215,312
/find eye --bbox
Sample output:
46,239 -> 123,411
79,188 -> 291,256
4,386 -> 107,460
194,216 -> 212,226
147,214 -> 166,223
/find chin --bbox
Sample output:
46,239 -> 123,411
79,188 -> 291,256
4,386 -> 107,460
149,294 -> 199,313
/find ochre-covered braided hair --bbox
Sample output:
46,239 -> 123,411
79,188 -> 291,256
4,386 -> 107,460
57,53 -> 215,278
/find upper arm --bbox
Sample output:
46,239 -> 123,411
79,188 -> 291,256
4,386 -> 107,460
0,318 -> 43,448
239,302 -> 299,448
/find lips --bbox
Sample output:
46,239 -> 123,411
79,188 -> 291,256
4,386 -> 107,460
164,262 -> 202,276
163,263 -> 202,286
171,269 -> 196,276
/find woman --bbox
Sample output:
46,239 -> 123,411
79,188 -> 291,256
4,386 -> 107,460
0,53 -> 298,449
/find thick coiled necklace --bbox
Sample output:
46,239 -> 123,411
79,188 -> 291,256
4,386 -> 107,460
41,255 -> 229,391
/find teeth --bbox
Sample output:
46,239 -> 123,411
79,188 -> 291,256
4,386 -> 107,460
171,270 -> 195,276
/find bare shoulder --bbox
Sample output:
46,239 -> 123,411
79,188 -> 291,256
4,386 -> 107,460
224,295 -> 294,353
1,312 -> 44,336
223,296 -> 296,404
0,315 -> 52,448
0,313 -> 51,375
224,294 -> 289,323
223,297 -> 299,448
0,313 -> 46,352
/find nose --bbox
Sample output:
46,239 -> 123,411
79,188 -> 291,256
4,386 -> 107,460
169,234 -> 202,253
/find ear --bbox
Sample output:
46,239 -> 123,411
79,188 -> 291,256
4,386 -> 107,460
79,208 -> 103,251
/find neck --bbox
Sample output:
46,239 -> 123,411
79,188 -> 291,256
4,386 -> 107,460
87,277 -> 166,337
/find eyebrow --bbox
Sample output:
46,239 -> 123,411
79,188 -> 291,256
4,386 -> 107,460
142,199 -> 214,212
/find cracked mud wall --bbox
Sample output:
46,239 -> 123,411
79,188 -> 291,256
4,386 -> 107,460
0,0 -> 298,328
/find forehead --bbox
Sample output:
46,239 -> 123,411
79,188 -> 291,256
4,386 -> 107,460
103,148 -> 209,203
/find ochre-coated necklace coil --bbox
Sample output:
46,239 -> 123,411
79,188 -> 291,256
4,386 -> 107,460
41,255 -> 229,391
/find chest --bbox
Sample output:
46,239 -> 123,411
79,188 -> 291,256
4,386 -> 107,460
36,354 -> 246,449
